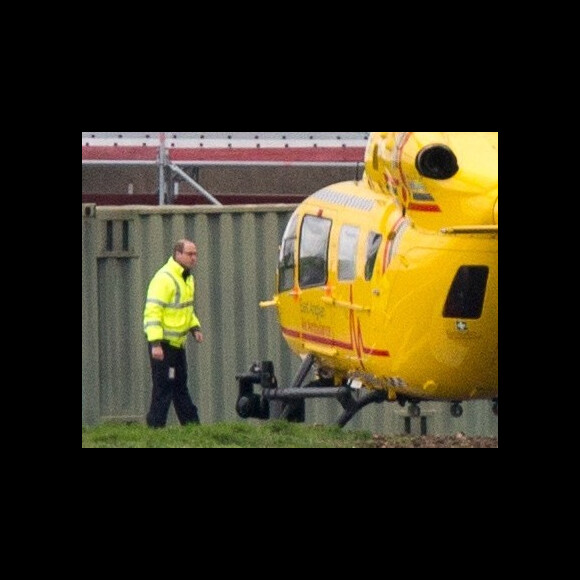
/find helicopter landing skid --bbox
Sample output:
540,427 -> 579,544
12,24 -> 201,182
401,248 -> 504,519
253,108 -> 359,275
235,357 -> 388,428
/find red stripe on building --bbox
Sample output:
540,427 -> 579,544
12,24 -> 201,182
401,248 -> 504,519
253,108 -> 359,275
83,146 -> 366,163
82,146 -> 159,161
171,147 -> 366,163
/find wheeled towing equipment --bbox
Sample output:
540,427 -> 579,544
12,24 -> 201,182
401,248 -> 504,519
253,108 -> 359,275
235,356 -> 388,428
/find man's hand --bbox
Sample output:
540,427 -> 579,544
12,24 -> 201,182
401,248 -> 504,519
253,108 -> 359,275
193,330 -> 204,343
151,345 -> 164,361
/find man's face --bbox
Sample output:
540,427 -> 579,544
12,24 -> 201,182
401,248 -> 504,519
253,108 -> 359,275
177,243 -> 198,269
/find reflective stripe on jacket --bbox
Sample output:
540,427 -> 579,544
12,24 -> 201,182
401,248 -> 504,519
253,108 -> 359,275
143,256 -> 201,348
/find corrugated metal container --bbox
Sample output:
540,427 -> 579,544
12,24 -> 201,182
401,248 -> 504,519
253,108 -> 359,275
82,203 -> 498,437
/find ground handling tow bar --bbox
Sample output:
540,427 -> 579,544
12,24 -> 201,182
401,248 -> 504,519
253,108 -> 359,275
235,356 -> 388,427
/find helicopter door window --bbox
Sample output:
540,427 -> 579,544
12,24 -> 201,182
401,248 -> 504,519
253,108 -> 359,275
365,232 -> 383,281
338,225 -> 360,281
299,215 -> 331,288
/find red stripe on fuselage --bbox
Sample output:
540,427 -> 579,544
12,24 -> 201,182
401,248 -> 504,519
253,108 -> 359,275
281,327 -> 389,357
407,203 -> 442,212
383,215 -> 406,274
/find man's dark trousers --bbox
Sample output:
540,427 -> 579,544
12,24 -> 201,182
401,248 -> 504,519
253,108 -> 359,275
146,342 -> 200,428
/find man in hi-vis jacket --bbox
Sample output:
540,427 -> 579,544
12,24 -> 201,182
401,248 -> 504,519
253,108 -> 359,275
143,239 -> 204,428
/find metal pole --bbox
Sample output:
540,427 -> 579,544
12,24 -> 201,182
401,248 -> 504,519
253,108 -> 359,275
158,132 -> 167,205
169,163 -> 223,206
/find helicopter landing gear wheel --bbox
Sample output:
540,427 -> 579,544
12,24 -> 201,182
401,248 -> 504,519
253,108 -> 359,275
451,402 -> 464,418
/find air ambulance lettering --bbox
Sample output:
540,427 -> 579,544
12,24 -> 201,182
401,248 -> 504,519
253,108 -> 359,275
301,321 -> 332,338
300,302 -> 326,320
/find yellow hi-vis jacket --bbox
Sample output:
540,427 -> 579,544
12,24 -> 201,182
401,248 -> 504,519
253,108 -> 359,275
143,256 -> 201,349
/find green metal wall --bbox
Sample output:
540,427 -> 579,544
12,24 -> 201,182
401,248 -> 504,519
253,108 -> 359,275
82,203 -> 498,437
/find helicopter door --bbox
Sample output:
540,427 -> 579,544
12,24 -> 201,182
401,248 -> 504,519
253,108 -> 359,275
297,214 -> 335,358
357,231 -> 388,369
330,224 -> 366,368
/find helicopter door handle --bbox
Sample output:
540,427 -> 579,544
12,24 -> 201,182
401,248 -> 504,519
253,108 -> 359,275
321,296 -> 370,312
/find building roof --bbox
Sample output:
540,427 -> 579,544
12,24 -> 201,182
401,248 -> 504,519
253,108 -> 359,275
82,132 -> 370,165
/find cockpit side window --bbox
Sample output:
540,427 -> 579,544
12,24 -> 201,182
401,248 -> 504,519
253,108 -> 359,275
279,238 -> 296,292
299,215 -> 331,288
278,211 -> 299,292
338,225 -> 360,281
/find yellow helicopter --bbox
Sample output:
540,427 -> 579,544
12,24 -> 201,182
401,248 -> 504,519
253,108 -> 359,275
236,132 -> 498,427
